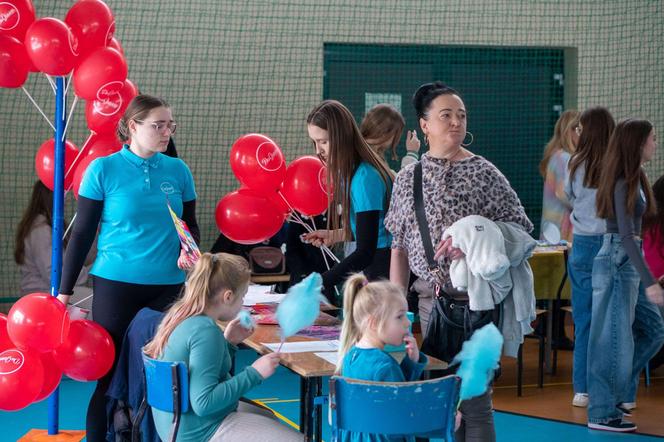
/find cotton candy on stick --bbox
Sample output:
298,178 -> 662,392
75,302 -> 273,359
236,309 -> 255,329
453,323 -> 503,402
275,273 -> 325,349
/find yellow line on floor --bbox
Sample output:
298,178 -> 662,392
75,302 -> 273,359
253,399 -> 300,431
259,398 -> 300,404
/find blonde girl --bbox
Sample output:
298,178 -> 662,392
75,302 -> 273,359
337,273 -> 425,380
144,253 -> 302,442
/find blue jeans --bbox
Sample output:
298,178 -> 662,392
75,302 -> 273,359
587,234 -> 664,423
568,234 -> 603,394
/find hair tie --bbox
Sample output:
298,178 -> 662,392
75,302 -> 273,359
211,254 -> 218,263
361,279 -> 368,287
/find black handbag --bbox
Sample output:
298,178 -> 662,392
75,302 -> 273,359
412,161 -> 498,364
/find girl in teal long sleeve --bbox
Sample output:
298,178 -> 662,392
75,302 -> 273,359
144,253 -> 302,442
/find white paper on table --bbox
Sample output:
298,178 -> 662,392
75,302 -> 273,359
314,351 -> 339,365
243,284 -> 286,306
262,340 -> 340,353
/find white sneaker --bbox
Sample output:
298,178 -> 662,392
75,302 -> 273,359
573,393 -> 589,407
619,402 -> 636,410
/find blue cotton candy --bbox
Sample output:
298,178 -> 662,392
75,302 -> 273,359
453,323 -> 503,401
236,309 -> 255,329
276,272 -> 325,339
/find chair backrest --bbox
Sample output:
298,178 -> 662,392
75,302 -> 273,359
143,355 -> 190,414
330,375 -> 460,441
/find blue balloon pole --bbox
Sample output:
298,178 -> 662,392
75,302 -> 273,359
47,76 -> 67,435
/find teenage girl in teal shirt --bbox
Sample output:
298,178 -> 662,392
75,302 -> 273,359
304,100 -> 394,299
59,95 -> 199,441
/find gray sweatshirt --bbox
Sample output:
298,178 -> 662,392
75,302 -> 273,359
606,179 -> 655,287
565,164 -> 606,236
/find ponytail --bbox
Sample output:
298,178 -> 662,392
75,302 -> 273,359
336,274 -> 406,373
144,253 -> 250,358
337,274 -> 368,372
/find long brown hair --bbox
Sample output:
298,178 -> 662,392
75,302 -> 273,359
360,104 -> 405,161
307,100 -> 394,239
539,110 -> 579,177
337,273 -> 407,372
15,181 -> 54,264
568,107 -> 615,188
144,253 -> 251,358
596,118 -> 655,220
117,94 -> 170,142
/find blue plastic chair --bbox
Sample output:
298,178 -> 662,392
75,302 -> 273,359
329,375 -> 460,442
132,355 -> 190,442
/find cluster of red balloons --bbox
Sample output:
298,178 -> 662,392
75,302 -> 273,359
215,134 -> 330,244
0,0 -> 133,195
0,293 -> 114,411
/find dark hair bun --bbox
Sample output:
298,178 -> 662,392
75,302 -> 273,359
412,81 -> 460,119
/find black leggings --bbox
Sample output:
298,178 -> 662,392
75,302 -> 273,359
85,276 -> 182,442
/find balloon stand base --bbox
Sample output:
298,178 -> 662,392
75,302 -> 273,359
19,430 -> 86,441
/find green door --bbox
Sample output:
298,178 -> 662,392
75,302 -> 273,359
324,44 -> 565,237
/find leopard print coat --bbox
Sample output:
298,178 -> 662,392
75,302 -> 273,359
384,153 -> 533,287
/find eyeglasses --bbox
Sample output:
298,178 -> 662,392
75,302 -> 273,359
135,120 -> 177,135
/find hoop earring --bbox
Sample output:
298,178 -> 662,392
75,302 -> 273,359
462,131 -> 474,147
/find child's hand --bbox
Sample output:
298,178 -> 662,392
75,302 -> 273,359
251,352 -> 281,379
455,411 -> 462,431
404,334 -> 420,362
224,318 -> 254,345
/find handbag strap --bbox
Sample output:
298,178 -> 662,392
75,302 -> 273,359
413,162 -> 442,277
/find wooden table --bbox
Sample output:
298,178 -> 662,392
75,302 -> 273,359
220,322 -> 447,441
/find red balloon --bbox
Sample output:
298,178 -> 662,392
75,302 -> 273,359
229,133 -> 286,192
24,18 -> 79,76
35,138 -> 79,191
7,293 -> 70,353
73,46 -> 127,100
215,188 -> 286,245
34,351 -> 61,402
85,79 -> 137,134
71,153 -> 96,198
0,0 -> 35,40
65,0 -> 115,60
0,348 -> 44,411
107,36 -> 123,55
69,132 -> 122,196
281,156 -> 330,216
0,34 -> 29,88
53,319 -> 114,382
0,314 -> 13,352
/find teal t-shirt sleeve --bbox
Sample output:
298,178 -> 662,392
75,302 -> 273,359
187,323 -> 262,417
78,158 -> 105,201
400,353 -> 428,381
179,160 -> 197,202
351,164 -> 386,213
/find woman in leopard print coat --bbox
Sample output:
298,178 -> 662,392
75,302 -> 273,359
386,82 -> 532,442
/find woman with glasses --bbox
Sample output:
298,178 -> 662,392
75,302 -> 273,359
302,100 -> 394,302
58,94 -> 199,441
564,106 -> 614,409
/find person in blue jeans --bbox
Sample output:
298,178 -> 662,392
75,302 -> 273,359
303,100 -> 394,298
588,118 -> 664,433
564,107 -> 615,408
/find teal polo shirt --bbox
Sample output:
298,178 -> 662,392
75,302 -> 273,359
79,145 -> 197,285
349,162 -> 392,249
